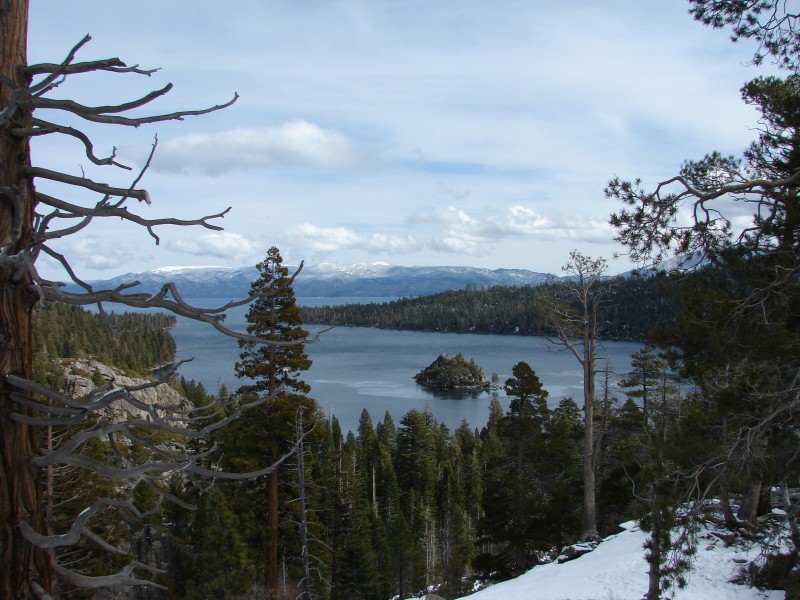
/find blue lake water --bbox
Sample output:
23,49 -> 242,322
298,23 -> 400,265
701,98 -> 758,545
163,298 -> 642,434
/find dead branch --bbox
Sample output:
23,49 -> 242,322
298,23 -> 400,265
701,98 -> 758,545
13,119 -> 131,169
25,89 -> 238,127
28,167 -> 151,203
53,562 -> 166,590
36,193 -> 228,240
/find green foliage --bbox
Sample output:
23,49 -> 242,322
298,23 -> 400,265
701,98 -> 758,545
301,275 -> 677,341
476,365 -> 585,579
27,302 -> 183,592
32,301 -> 176,374
182,487 -> 257,599
414,353 -> 490,389
689,0 -> 800,71
236,246 -> 312,397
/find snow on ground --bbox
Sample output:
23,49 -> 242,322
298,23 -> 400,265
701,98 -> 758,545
457,521 -> 786,600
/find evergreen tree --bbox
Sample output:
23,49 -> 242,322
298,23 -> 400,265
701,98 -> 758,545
236,246 -> 311,397
225,246 -> 314,598
184,487 -> 257,600
608,66 -> 800,593
619,346 -> 667,425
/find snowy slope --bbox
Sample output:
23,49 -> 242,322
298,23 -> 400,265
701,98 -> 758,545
457,521 -> 785,600
68,263 -> 553,298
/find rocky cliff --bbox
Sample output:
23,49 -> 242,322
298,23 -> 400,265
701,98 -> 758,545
64,359 -> 190,424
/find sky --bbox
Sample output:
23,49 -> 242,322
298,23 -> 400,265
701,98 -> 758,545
25,1 -> 778,280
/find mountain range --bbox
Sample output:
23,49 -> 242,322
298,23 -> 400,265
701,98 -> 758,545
68,263 -> 556,298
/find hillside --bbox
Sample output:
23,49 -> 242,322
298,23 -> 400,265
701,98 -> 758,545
64,263 -> 553,298
457,519 -> 786,600
301,274 -> 678,340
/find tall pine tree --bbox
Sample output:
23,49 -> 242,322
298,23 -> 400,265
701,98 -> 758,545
230,246 -> 313,597
236,246 -> 311,397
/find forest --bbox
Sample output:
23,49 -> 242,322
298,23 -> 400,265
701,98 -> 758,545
3,2 -> 800,599
300,274 -> 678,341
31,299 -> 659,600
31,247 -> 800,599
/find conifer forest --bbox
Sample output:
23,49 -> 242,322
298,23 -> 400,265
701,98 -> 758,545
3,1 -> 800,599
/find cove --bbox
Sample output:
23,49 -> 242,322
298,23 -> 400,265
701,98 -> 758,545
169,298 -> 642,434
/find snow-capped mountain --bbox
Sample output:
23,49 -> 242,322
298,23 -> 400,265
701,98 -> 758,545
66,263 -> 554,298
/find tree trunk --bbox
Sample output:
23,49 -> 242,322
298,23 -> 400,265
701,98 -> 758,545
645,486 -> 662,600
1,2 -> 55,598
580,342 -> 598,541
737,479 -> 763,525
268,466 -> 279,598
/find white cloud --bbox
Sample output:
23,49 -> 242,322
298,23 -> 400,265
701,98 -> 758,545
168,232 -> 260,262
289,223 -> 421,254
409,204 -> 612,256
40,236 -> 146,279
153,120 -> 372,174
26,0 -> 775,278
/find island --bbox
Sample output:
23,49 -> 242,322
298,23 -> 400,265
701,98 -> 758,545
413,353 -> 492,390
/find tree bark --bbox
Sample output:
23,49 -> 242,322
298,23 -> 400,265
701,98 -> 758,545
1,2 -> 56,597
580,344 -> 598,541
268,466 -> 279,597
645,486 -> 663,600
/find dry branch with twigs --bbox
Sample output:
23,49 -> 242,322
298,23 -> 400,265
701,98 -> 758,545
0,20 -> 305,597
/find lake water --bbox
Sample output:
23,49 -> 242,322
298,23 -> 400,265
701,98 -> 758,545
164,298 -> 642,434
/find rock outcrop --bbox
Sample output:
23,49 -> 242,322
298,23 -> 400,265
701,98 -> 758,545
64,358 -> 190,424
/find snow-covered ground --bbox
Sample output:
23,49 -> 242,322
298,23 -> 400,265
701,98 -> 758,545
455,521 -> 786,600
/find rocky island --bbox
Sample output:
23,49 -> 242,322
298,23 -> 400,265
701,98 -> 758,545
413,353 -> 492,390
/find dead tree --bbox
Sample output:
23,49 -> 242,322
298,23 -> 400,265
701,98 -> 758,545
537,250 -> 614,541
285,407 -> 330,600
0,4 -> 304,598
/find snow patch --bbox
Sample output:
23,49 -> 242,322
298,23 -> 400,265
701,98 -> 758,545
459,520 -> 786,600
150,265 -> 232,274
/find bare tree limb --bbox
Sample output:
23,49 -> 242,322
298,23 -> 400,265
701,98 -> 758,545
26,167 -> 151,204
53,562 -> 166,590
13,119 -> 131,169
25,89 -> 239,127
36,193 -> 228,240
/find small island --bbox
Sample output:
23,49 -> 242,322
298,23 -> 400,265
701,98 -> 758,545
413,353 -> 492,390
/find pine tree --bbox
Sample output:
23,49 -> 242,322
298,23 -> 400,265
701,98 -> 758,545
236,246 -> 311,398
227,246 -> 313,598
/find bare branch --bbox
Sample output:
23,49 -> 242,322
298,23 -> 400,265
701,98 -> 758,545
655,170 -> 800,203
13,119 -> 132,169
26,89 -> 239,127
41,282 -> 329,346
37,193 -> 228,242
26,167 -> 150,204
53,561 -> 166,590
27,57 -> 158,79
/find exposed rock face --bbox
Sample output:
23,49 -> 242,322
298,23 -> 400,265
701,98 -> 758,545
413,353 -> 491,389
64,359 -> 190,424
62,359 -> 191,600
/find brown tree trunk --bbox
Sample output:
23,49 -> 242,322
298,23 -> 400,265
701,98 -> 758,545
1,2 -> 55,597
268,466 -> 279,597
645,486 -> 662,600
580,294 -> 598,541
580,349 -> 598,541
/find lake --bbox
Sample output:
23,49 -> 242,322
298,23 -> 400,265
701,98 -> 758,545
165,298 -> 642,434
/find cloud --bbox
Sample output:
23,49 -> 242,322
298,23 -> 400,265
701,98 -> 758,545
168,232 -> 260,262
410,204 -> 612,255
41,236 -> 149,278
289,223 -> 421,254
153,120 -> 372,174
